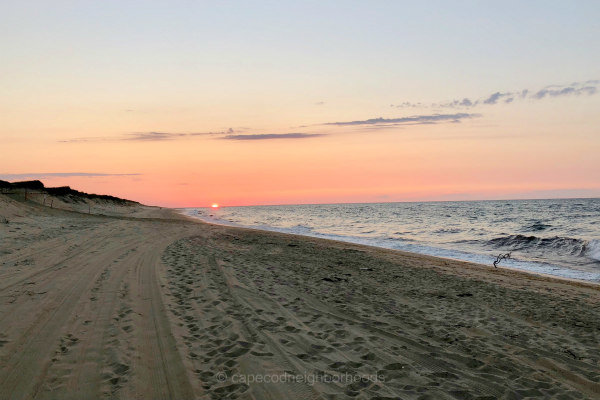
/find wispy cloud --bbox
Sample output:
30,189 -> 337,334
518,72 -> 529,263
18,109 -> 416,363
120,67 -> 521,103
0,172 -> 141,180
59,137 -> 110,143
392,80 -> 598,109
533,82 -> 597,99
222,133 -> 326,140
390,101 -> 425,109
323,113 -> 479,126
123,132 -> 187,141
482,92 -> 512,105
59,129 -> 236,143
59,129 -> 325,143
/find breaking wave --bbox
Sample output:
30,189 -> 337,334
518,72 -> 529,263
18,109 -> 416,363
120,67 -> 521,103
488,234 -> 596,259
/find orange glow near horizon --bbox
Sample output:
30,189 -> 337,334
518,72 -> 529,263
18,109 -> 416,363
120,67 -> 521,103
2,74 -> 600,208
211,203 -> 220,208
2,3 -> 600,207
2,107 -> 600,208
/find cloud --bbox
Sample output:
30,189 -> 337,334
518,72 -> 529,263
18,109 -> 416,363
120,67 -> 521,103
483,92 -> 512,105
124,132 -> 188,141
60,129 -> 324,143
222,133 -> 326,140
533,82 -> 598,99
392,80 -> 598,110
121,130 -> 235,141
58,137 -> 110,143
323,113 -> 479,126
432,98 -> 476,108
191,128 -> 235,136
60,128 -> 236,143
391,101 -> 424,109
0,172 -> 141,180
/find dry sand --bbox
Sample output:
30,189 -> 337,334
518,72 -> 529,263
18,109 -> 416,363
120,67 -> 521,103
1,195 -> 599,399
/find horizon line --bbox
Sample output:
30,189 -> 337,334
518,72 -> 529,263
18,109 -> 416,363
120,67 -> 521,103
176,195 -> 600,209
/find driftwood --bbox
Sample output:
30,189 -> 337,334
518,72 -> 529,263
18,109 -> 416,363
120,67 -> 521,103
493,252 -> 511,268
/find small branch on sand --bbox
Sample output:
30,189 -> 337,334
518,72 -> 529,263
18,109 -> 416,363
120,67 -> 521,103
493,252 -> 511,268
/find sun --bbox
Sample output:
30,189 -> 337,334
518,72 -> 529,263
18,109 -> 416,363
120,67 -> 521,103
211,203 -> 220,208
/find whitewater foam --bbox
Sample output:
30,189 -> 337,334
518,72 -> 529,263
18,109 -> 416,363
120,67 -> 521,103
587,240 -> 600,261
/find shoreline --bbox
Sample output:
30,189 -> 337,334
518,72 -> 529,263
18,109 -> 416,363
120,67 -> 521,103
1,196 -> 599,399
178,209 -> 600,289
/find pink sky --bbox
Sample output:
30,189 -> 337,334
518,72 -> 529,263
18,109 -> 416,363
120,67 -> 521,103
2,3 -> 599,207
3,101 -> 599,207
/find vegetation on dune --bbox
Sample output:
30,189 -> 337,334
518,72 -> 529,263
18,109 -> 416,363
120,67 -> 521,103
0,180 -> 138,205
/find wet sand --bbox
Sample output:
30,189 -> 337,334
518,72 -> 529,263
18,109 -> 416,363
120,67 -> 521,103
1,195 -> 599,399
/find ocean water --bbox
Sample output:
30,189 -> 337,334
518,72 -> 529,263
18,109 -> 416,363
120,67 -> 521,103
181,198 -> 600,283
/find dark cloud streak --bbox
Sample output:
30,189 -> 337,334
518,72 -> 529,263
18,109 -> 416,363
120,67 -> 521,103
323,113 -> 479,126
222,133 -> 326,140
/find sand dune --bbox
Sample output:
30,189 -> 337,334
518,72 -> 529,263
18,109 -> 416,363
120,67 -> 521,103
1,197 -> 599,399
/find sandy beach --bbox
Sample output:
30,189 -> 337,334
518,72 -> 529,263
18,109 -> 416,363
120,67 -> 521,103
1,194 -> 599,400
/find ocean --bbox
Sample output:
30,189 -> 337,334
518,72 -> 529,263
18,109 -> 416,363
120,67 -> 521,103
181,198 -> 600,283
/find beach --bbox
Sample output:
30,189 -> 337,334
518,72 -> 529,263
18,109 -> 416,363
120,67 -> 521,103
1,195 -> 599,400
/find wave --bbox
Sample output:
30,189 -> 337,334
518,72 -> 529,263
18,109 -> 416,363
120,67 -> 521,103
488,234 -> 599,259
433,228 -> 462,234
521,221 -> 552,232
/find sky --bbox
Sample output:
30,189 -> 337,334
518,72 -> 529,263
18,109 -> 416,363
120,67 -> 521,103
1,1 -> 599,207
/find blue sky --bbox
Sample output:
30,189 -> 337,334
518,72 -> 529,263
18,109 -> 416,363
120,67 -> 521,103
4,1 -> 599,100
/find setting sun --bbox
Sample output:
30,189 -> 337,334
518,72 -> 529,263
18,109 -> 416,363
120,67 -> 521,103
211,203 -> 219,208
